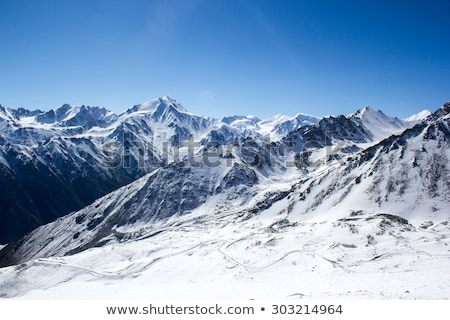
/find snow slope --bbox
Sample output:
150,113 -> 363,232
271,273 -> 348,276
404,109 -> 432,123
349,107 -> 411,141
1,199 -> 449,299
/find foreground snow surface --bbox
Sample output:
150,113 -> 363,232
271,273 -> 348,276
1,194 -> 449,300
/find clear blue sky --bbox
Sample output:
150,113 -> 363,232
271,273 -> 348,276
0,0 -> 449,119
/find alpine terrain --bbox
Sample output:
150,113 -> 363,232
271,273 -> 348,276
0,96 -> 449,299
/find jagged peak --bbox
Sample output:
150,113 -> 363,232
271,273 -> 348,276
127,96 -> 188,115
404,110 -> 432,122
349,106 -> 386,119
0,104 -> 16,121
160,95 -> 179,106
428,101 -> 450,121
57,103 -> 72,110
221,115 -> 246,124
258,112 -> 319,127
441,101 -> 450,113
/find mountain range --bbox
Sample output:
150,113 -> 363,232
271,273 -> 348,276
0,97 -> 448,299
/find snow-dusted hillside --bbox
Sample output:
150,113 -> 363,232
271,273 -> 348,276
404,109 -> 432,123
0,98 -> 449,299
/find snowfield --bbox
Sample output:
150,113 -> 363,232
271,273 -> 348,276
1,195 -> 449,299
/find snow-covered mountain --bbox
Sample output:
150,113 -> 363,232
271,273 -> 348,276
0,98 -> 448,299
258,113 -> 320,140
0,96 -> 220,243
404,109 -> 432,123
0,97 -> 412,245
349,107 -> 409,140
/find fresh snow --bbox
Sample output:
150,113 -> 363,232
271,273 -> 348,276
350,107 -> 411,141
1,186 -> 449,299
257,113 -> 320,140
404,109 -> 432,122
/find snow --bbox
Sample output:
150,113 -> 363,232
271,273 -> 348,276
350,107 -> 411,140
257,113 -> 319,140
17,116 -> 56,130
404,110 -> 432,122
1,188 -> 449,299
137,96 -> 189,115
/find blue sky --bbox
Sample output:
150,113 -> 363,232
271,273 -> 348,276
0,0 -> 449,119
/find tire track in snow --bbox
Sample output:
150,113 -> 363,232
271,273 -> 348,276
33,241 -> 219,279
218,241 -> 350,271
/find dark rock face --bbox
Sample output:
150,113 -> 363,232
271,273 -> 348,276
0,138 -> 147,244
216,162 -> 259,193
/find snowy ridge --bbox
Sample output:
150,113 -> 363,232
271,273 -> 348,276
404,109 -> 432,123
349,107 -> 411,141
257,113 -> 320,140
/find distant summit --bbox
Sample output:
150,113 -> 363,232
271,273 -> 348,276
404,109 -> 432,122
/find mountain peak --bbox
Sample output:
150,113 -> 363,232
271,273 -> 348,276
161,95 -> 177,104
441,101 -> 450,114
0,104 -> 16,122
128,96 -> 188,115
159,96 -> 188,113
348,106 -> 409,140
350,106 -> 382,119
428,101 -> 450,121
404,110 -> 432,122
